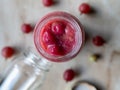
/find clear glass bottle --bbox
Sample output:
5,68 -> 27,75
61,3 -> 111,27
0,48 -> 52,90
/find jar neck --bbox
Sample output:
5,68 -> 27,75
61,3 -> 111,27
23,48 -> 52,72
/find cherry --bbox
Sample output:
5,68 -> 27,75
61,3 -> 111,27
62,40 -> 74,53
42,31 -> 56,44
63,69 -> 75,82
79,3 -> 91,14
65,25 -> 75,38
52,21 -> 65,35
47,44 -> 61,55
92,36 -> 105,46
1,46 -> 15,58
42,0 -> 54,7
21,23 -> 32,33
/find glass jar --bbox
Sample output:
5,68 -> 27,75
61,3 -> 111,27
34,11 -> 85,62
0,48 -> 51,90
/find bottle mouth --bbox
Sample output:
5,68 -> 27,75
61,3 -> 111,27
34,11 -> 85,62
23,47 -> 52,71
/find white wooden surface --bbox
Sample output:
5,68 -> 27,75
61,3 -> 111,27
0,0 -> 120,90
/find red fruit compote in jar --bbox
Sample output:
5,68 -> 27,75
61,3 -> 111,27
34,11 -> 85,62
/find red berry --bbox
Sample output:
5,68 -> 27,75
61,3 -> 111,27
93,36 -> 105,46
42,0 -> 54,7
79,3 -> 91,14
1,46 -> 15,58
42,31 -> 56,44
47,44 -> 61,55
52,22 -> 65,35
21,24 -> 32,33
63,69 -> 75,82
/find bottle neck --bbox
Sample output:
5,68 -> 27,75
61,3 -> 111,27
23,48 -> 52,72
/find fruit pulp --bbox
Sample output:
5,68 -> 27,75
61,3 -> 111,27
40,19 -> 75,56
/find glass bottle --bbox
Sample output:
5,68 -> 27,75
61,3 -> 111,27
0,48 -> 52,90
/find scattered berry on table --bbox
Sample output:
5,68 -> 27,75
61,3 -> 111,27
63,69 -> 75,82
92,36 -> 105,46
1,46 -> 15,58
21,23 -> 33,33
42,0 -> 54,7
79,3 -> 91,14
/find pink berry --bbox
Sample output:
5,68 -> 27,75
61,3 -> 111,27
21,24 -> 32,33
65,25 -> 75,38
79,3 -> 91,14
93,36 -> 105,46
47,44 -> 61,55
1,46 -> 15,58
63,69 -> 75,82
42,0 -> 54,7
52,21 -> 65,35
42,31 -> 56,44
